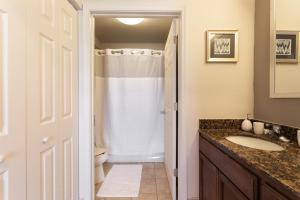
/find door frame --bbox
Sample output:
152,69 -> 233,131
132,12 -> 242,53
78,5 -> 187,200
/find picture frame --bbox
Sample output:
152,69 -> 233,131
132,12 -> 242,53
276,31 -> 299,63
206,30 -> 239,63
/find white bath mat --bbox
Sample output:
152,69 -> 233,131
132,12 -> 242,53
97,164 -> 143,197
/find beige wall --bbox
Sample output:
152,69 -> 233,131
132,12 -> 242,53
98,42 -> 165,50
94,50 -> 103,77
95,36 -> 102,49
88,0 -> 255,198
254,0 -> 300,128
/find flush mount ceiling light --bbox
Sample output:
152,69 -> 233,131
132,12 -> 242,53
116,18 -> 144,25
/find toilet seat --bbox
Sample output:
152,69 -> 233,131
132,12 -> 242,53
94,147 -> 107,156
94,147 -> 108,184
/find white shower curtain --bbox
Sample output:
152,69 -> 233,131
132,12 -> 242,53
102,49 -> 164,162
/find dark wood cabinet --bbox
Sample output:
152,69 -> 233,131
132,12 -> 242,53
218,172 -> 248,200
199,136 -> 257,200
261,184 -> 288,200
199,135 -> 294,200
199,153 -> 218,200
200,152 -> 249,200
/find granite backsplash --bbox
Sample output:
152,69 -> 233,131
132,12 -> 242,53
199,119 -> 299,143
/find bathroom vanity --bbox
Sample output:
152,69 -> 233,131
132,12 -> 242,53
198,120 -> 300,200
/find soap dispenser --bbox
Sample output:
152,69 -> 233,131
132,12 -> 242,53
241,114 -> 252,132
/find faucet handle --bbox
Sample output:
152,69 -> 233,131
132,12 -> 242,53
273,125 -> 281,134
265,123 -> 272,129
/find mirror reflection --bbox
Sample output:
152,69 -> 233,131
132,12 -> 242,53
271,0 -> 300,97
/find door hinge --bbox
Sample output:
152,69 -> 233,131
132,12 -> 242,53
173,168 -> 178,177
173,102 -> 178,111
93,115 -> 96,127
173,35 -> 178,44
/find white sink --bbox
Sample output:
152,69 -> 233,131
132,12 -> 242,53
226,136 -> 284,151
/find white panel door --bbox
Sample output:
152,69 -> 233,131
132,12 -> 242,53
0,0 -> 27,200
164,20 -> 178,200
27,0 -> 78,199
27,0 -> 60,198
59,1 -> 78,200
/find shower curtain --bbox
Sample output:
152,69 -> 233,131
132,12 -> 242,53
102,49 -> 164,162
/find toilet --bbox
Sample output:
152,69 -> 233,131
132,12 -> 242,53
94,147 -> 109,184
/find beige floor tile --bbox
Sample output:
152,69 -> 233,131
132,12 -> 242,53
157,193 -> 172,200
156,178 -> 171,195
95,197 -> 105,200
155,168 -> 167,178
142,163 -> 155,169
154,163 -> 165,169
140,181 -> 156,194
104,198 -> 132,200
142,168 -> 156,179
140,178 -> 156,194
95,162 -> 172,200
156,177 -> 170,186
132,193 -> 158,200
141,177 -> 156,185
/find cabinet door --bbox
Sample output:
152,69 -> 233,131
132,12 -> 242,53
199,136 -> 257,200
261,184 -> 288,200
0,0 -> 27,199
218,173 -> 248,200
199,153 -> 218,200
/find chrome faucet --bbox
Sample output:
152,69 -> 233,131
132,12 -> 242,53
273,125 -> 281,136
272,125 -> 290,143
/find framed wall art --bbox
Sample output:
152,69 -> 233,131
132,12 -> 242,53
206,30 -> 239,63
276,31 -> 298,63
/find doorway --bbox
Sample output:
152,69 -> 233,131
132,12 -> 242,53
93,16 -> 178,200
78,10 -> 186,200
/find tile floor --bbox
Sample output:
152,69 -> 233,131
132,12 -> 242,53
95,162 -> 172,200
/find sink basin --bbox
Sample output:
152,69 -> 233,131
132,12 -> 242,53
226,136 -> 284,151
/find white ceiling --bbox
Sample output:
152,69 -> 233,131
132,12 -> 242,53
94,17 -> 173,43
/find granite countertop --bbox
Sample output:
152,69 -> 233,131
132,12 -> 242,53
199,128 -> 300,197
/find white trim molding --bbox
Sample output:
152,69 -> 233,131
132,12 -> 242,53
68,0 -> 83,10
269,0 -> 300,98
78,2 -> 188,200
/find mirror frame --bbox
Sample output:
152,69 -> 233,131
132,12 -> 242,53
269,0 -> 300,98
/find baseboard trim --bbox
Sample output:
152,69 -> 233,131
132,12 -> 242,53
188,198 -> 199,200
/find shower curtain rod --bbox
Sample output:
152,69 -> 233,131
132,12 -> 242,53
95,49 -> 163,56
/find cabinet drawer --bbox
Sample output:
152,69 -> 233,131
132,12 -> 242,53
199,136 -> 257,200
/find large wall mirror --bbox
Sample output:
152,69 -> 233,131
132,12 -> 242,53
270,0 -> 300,98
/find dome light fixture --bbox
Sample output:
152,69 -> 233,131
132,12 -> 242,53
116,18 -> 144,25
